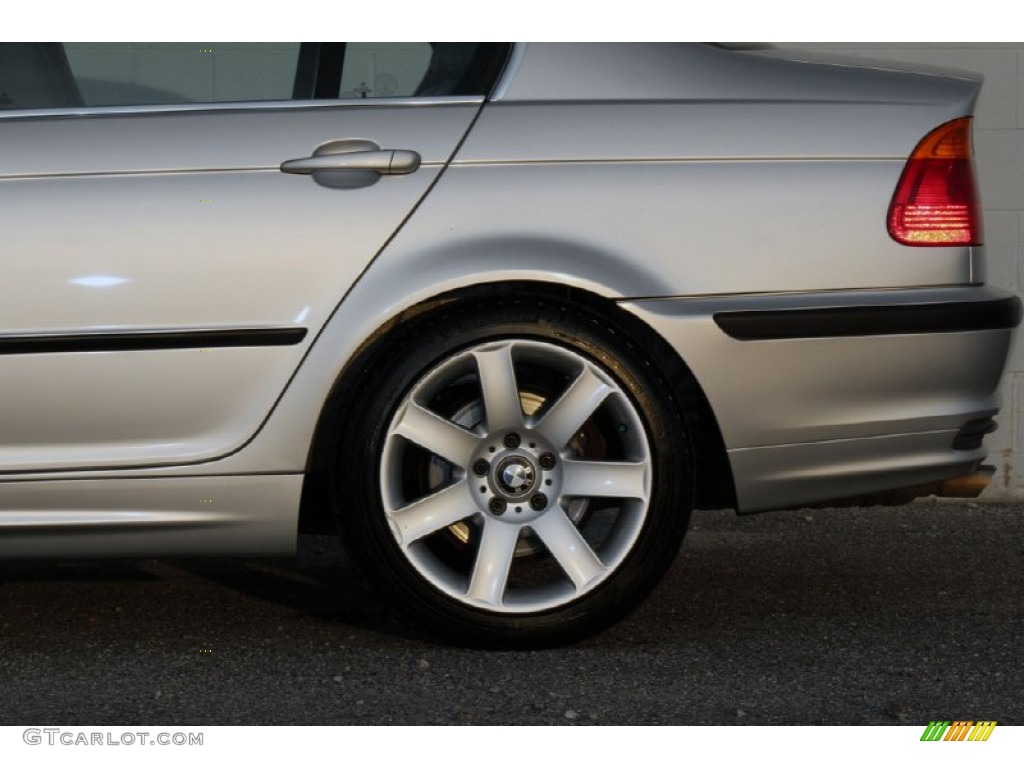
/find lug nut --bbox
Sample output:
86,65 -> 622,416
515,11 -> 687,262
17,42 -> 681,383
488,497 -> 507,515
473,459 -> 490,476
530,493 -> 548,511
503,432 -> 521,449
539,452 -> 556,470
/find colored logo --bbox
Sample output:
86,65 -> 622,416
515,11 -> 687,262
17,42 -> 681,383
920,721 -> 997,741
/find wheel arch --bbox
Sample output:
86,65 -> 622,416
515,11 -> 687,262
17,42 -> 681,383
298,280 -> 735,533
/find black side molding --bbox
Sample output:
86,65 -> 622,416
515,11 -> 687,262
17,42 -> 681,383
0,327 -> 308,355
714,296 -> 1022,341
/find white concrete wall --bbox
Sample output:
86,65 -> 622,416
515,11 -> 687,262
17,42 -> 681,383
778,43 -> 1024,497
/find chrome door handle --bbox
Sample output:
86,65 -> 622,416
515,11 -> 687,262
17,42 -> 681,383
281,149 -> 421,176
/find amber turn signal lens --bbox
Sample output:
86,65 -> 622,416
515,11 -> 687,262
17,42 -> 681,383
887,117 -> 982,247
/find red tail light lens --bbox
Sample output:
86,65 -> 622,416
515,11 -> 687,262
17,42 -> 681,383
887,117 -> 982,246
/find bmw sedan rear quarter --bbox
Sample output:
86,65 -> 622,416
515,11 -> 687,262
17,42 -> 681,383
0,42 -> 1016,645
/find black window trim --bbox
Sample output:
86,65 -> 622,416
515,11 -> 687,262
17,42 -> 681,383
313,43 -> 345,99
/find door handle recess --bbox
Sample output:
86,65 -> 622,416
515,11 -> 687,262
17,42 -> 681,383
281,149 -> 421,176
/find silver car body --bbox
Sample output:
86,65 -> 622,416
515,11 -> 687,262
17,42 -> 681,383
0,43 -> 1014,558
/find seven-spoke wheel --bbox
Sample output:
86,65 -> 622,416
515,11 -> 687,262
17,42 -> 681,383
381,339 -> 651,612
335,302 -> 692,646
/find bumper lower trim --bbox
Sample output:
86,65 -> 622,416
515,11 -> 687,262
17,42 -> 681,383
714,295 -> 1022,341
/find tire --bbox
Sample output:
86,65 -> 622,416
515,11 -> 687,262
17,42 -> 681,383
333,299 -> 694,647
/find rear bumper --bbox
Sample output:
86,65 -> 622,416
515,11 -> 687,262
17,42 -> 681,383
727,429 -> 986,512
622,286 -> 1020,512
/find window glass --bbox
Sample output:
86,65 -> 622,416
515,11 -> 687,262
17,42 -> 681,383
340,43 -> 433,98
65,43 -> 301,106
0,42 -> 510,111
0,43 -> 303,110
338,43 -> 498,99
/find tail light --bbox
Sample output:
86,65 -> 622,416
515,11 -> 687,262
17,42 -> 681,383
887,117 -> 982,246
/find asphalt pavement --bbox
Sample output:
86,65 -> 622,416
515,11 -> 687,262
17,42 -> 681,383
0,501 -> 1021,725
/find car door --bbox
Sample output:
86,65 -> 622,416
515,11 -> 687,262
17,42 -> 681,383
0,42 -> 507,473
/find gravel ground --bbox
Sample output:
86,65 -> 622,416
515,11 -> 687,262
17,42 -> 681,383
0,500 -> 1021,725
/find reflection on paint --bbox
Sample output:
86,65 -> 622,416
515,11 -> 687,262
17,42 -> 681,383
70,275 -> 130,288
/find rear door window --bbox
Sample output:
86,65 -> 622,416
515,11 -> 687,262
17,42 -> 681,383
0,42 -> 511,111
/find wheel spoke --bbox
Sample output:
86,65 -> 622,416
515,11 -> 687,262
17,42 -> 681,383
561,459 -> 649,501
534,367 -> 612,448
465,519 -> 520,607
392,401 -> 478,468
473,344 -> 523,431
531,509 -> 607,590
387,480 -> 476,547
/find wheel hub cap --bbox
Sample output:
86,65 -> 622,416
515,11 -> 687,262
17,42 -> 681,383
497,457 -> 536,496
